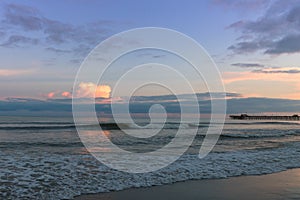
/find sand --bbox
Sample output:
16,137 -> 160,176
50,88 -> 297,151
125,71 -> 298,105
74,168 -> 300,200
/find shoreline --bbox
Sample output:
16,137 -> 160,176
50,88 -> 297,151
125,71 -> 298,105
75,168 -> 300,200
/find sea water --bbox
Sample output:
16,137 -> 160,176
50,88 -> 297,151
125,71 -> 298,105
1,116 -> 300,199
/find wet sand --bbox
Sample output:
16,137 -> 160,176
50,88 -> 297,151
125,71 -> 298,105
75,168 -> 300,200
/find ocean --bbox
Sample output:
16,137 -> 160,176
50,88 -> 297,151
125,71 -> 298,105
1,116 -> 300,199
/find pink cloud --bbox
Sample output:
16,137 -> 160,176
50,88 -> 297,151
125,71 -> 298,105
76,82 -> 111,98
61,91 -> 71,98
47,92 -> 55,98
46,91 -> 72,99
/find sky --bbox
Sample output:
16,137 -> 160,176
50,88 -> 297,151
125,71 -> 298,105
1,0 -> 300,114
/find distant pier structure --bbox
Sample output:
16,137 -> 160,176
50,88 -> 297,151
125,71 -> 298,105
229,114 -> 300,121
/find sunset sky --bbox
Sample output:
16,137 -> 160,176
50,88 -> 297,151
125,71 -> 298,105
1,0 -> 300,105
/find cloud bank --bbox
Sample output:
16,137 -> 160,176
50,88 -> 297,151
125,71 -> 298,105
1,92 -> 299,116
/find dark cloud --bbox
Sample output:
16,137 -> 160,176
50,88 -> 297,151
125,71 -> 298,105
129,92 -> 242,103
183,92 -> 242,100
152,55 -> 166,58
228,41 -> 261,53
228,40 -> 272,54
287,6 -> 300,24
45,47 -> 72,53
137,53 -> 167,59
231,63 -> 265,68
3,3 -> 43,31
42,19 -> 75,44
69,59 -> 82,64
225,92 -> 243,97
227,1 -> 300,55
0,3 -> 118,58
252,68 -> 300,74
5,97 -> 44,103
0,35 -> 39,47
71,44 -> 93,57
0,31 -> 6,38
227,20 -> 245,29
264,34 -> 300,54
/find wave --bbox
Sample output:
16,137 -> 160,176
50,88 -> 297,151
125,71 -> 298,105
221,131 -> 300,139
0,121 -> 74,125
0,120 -> 298,131
226,121 -> 300,125
0,122 -> 192,130
0,125 -> 78,130
0,141 -> 83,148
0,123 -> 122,130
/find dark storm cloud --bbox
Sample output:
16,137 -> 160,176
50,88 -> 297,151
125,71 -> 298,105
227,1 -> 300,55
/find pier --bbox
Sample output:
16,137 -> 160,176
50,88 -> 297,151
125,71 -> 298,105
229,114 -> 300,121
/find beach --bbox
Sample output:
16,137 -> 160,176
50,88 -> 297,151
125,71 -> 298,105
2,1 -> 300,199
75,168 -> 300,200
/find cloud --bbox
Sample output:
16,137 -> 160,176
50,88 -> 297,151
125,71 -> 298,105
228,40 -> 271,54
5,97 -> 44,103
227,1 -> 300,54
45,91 -> 72,99
264,34 -> 300,54
0,3 -> 117,56
47,92 -> 55,98
3,3 -> 43,31
61,91 -> 72,98
0,35 -> 39,47
0,68 -> 35,76
1,95 -> 300,116
45,83 -> 112,100
129,92 -> 242,103
76,82 -> 111,98
45,47 -> 71,53
231,63 -> 265,68
0,31 -> 5,39
252,68 -> 300,74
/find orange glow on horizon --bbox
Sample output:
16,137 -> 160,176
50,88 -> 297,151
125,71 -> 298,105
222,70 -> 300,100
